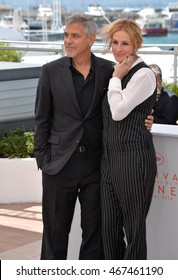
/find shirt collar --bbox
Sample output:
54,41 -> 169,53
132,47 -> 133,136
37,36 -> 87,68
69,54 -> 95,73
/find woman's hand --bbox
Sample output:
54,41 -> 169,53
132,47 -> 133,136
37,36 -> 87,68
113,54 -> 136,79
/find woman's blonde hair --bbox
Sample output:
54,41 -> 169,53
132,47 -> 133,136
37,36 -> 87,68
100,18 -> 143,53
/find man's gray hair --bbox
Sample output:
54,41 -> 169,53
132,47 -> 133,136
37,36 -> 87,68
65,13 -> 98,36
149,64 -> 162,80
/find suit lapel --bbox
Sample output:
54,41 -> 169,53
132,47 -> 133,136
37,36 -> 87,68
59,55 -> 110,119
85,55 -> 106,119
60,57 -> 82,115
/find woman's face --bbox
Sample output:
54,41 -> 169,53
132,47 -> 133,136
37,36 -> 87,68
111,30 -> 135,63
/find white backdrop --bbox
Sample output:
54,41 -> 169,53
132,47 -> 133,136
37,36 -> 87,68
147,124 -> 178,260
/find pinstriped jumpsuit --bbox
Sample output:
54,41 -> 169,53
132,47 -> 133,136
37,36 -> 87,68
101,62 -> 157,260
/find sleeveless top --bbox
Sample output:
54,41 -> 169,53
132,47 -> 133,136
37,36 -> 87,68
102,62 -> 157,152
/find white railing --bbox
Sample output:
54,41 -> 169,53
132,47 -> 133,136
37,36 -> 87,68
0,40 -> 178,83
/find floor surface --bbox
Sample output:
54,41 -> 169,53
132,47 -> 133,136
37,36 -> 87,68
0,203 -> 42,260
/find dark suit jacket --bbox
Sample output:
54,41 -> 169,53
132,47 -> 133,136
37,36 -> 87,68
34,54 -> 114,175
153,87 -> 178,125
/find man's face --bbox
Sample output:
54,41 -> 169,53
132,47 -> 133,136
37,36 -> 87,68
156,74 -> 162,92
64,23 -> 95,58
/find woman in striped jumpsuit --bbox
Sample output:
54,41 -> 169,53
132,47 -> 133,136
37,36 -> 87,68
100,19 -> 157,260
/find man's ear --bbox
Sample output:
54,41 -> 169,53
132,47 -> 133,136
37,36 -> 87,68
89,35 -> 96,46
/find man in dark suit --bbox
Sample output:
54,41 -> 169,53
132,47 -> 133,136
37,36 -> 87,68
149,64 -> 178,125
34,13 -> 154,260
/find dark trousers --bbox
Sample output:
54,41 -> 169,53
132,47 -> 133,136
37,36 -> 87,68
101,147 -> 157,260
41,150 -> 103,260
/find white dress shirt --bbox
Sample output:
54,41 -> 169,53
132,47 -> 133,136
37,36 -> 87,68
107,57 -> 156,121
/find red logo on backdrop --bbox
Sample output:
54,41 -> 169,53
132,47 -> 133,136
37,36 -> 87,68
156,152 -> 164,166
